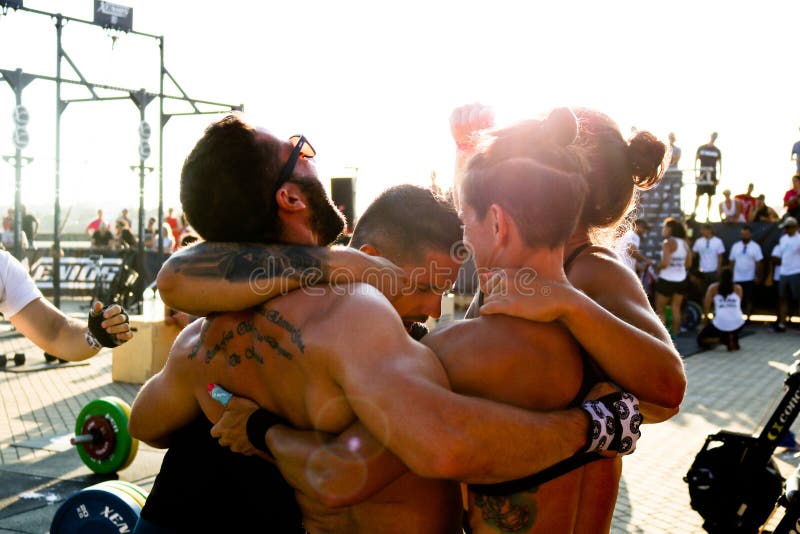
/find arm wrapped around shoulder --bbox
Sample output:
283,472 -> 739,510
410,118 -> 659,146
581,392 -> 642,455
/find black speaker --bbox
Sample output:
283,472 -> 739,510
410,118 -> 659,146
331,177 -> 356,232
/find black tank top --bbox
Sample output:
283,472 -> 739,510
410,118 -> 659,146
140,416 -> 303,533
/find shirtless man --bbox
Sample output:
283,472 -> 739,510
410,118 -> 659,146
129,116 -> 633,533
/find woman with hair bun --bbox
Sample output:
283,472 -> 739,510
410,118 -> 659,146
453,104 -> 685,418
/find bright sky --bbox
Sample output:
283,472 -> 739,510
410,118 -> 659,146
1,0 -> 799,226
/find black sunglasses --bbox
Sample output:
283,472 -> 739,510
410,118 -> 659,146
276,135 -> 316,190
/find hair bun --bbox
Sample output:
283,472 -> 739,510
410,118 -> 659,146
543,107 -> 578,147
627,131 -> 667,190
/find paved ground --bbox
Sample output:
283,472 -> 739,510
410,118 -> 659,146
1,302 -> 800,532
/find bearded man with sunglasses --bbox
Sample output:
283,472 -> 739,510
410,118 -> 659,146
129,115 -> 633,533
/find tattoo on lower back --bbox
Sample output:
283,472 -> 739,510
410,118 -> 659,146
474,490 -> 538,532
167,242 -> 330,284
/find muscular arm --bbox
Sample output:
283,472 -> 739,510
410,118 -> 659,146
326,286 -> 588,482
158,242 -> 399,316
128,330 -> 202,447
11,299 -> 131,361
481,255 -> 685,418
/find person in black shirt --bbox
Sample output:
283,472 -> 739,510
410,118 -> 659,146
91,222 -> 115,250
692,132 -> 722,221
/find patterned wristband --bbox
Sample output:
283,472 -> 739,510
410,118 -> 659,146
580,398 -> 616,453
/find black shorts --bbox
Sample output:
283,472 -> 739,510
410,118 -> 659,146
655,278 -> 688,298
696,183 -> 717,196
779,273 -> 800,300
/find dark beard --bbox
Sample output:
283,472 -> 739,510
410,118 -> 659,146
296,178 -> 347,245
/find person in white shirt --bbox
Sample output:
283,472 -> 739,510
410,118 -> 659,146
655,217 -> 692,337
774,217 -> 800,332
718,189 -> 743,223
697,267 -> 745,351
728,225 -> 763,320
617,218 -> 653,274
692,223 -> 726,292
0,249 -> 132,360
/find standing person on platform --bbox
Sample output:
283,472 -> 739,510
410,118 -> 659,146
728,225 -> 763,321
85,209 -> 105,236
654,217 -> 691,337
784,174 -> 800,219
735,183 -> 757,222
693,132 -> 722,220
792,129 -> 800,174
692,223 -> 726,292
21,205 -> 38,249
697,267 -> 745,352
719,189 -> 744,223
0,249 -> 132,360
773,217 -> 800,333
668,132 -> 681,170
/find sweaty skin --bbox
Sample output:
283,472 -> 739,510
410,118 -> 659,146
129,283 -> 591,534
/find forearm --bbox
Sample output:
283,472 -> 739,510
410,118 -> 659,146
268,422 -> 408,507
560,290 -> 685,410
358,377 -> 587,483
158,241 -> 335,314
50,317 -> 102,361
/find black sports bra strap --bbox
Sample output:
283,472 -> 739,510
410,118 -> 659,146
563,243 -> 592,273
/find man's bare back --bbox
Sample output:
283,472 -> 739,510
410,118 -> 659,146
148,284 -> 464,534
268,314 -> 615,534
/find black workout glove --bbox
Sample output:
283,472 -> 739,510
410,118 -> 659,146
246,409 -> 289,457
580,392 -> 642,455
87,304 -> 125,348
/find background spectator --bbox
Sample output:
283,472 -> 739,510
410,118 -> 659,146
668,132 -> 681,170
2,208 -> 14,231
729,224 -> 763,320
90,221 -> 114,250
792,128 -> 800,174
734,183 -> 757,222
144,217 -> 158,250
774,217 -> 800,332
655,217 -> 691,337
20,205 -> 38,248
86,209 -> 105,236
617,218 -> 653,275
164,207 -> 182,245
116,208 -> 132,229
159,221 -> 176,252
1,220 -> 28,250
115,220 -> 137,249
719,189 -> 744,223
693,132 -> 722,220
692,223 -> 726,292
784,174 -> 800,219
750,194 -> 779,222
698,267 -> 745,352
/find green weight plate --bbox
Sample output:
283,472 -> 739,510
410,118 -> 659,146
74,397 -> 133,474
50,483 -> 142,533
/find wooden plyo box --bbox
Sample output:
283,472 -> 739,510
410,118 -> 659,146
112,316 -> 180,384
